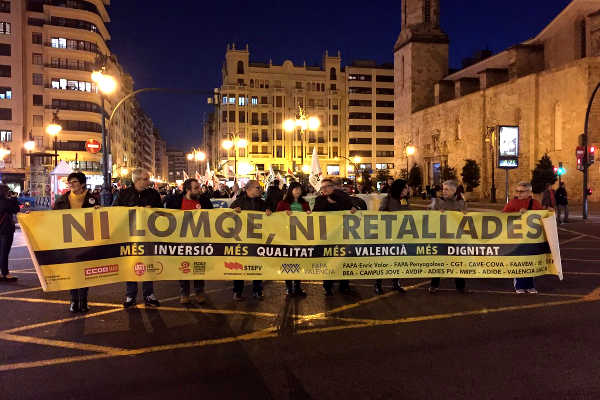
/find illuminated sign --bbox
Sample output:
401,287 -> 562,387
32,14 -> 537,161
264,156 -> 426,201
498,126 -> 519,169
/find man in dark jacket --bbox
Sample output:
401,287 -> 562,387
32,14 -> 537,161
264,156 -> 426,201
555,182 -> 568,223
230,180 -> 272,300
265,180 -> 284,212
53,172 -> 99,312
165,178 -> 213,304
113,168 -> 162,308
0,184 -> 20,283
313,178 -> 357,296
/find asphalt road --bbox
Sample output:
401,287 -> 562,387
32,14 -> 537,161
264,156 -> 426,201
1,211 -> 600,399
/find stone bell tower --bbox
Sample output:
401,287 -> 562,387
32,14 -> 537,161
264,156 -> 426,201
394,0 -> 449,117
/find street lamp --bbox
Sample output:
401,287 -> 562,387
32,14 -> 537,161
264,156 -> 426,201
283,106 -> 320,172
46,110 -> 62,167
405,145 -> 416,179
91,68 -> 118,206
186,148 -> 206,175
338,155 -> 361,192
484,127 -> 497,203
221,135 -> 247,178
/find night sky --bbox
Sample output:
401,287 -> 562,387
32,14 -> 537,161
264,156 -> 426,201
108,0 -> 571,152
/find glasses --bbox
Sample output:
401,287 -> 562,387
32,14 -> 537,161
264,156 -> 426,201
67,180 -> 80,185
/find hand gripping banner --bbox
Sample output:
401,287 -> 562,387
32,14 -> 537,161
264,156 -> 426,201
18,208 -> 563,292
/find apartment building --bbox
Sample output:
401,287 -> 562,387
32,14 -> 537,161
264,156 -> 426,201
154,129 -> 167,181
166,148 -> 186,183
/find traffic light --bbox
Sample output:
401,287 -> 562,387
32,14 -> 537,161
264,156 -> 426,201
586,188 -> 593,196
577,146 -> 585,171
553,165 -> 558,174
589,145 -> 596,165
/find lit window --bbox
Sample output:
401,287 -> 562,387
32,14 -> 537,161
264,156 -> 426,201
228,96 -> 235,104
251,97 -> 258,105
0,130 -> 11,142
0,87 -> 11,99
222,96 -> 228,104
0,22 -> 10,35
238,97 -> 246,106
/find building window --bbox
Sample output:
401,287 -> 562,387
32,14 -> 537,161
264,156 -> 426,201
260,96 -> 268,104
237,61 -> 244,74
228,111 -> 235,123
50,17 -> 98,34
251,113 -> 258,125
0,64 -> 10,77
0,108 -> 11,120
376,100 -> 394,108
228,95 -> 235,105
0,129 -> 11,141
222,95 -> 228,104
276,129 -> 282,140
261,130 -> 268,142
376,88 -> 394,95
275,112 -> 282,124
32,73 -> 43,86
424,0 -> 431,23
238,96 -> 246,106
376,113 -> 394,120
275,96 -> 282,107
376,125 -> 394,132
349,87 -> 372,95
251,96 -> 258,105
260,113 -> 268,125
330,67 -> 337,81
0,87 -> 10,99
252,145 -> 258,153
376,138 -> 394,145
251,130 -> 259,141
349,125 -> 371,132
32,53 -> 43,65
348,74 -> 372,81
376,151 -> 394,157
376,75 -> 394,82
349,112 -> 372,120
332,115 -> 338,126
349,138 -> 372,144
32,32 -> 42,44
50,78 -> 96,92
0,43 -> 9,56
35,136 -> 43,149
296,81 -> 302,89
0,22 -> 10,35
250,79 -> 254,88
28,18 -> 45,27
349,99 -> 372,107
33,115 -> 43,127
221,111 -> 227,122
0,2 -> 10,13
238,111 -> 246,123
33,95 -> 43,106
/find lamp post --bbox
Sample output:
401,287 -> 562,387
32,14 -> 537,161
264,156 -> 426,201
46,110 -> 62,167
221,135 -> 247,178
405,145 -> 416,179
485,127 -> 497,203
338,155 -> 361,193
283,106 -> 320,172
91,69 -> 118,206
186,148 -> 206,176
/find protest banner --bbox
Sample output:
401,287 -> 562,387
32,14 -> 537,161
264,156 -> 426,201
18,208 -> 562,291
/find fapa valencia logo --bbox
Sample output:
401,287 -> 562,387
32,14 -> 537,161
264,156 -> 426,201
224,262 -> 243,270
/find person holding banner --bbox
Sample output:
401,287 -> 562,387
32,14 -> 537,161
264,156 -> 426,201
313,178 -> 357,296
375,179 -> 409,295
503,181 -> 543,294
0,184 -> 20,283
276,181 -> 311,297
53,172 -> 99,312
230,180 -> 272,301
428,180 -> 467,294
113,168 -> 162,308
165,178 -> 213,305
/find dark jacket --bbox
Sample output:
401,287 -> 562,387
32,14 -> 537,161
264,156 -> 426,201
112,186 -> 162,208
379,196 -> 410,211
265,186 -> 284,212
555,187 -> 568,205
350,195 -> 368,210
230,192 -> 268,211
164,193 -> 213,210
53,190 -> 98,210
313,189 -> 354,212
0,196 -> 19,234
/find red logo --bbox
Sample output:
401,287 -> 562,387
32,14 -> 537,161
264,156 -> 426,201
85,264 -> 118,276
179,261 -> 191,274
225,262 -> 243,270
134,262 -> 146,276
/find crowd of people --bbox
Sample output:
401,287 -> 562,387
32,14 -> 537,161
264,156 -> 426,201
0,167 -> 564,314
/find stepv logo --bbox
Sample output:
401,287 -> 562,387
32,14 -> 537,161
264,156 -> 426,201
281,263 -> 300,274
225,262 -> 243,270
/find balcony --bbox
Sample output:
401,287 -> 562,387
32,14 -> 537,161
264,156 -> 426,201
45,62 -> 94,73
45,41 -> 100,56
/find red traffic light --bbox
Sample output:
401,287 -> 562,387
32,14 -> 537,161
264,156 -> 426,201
553,165 -> 558,174
591,146 -> 596,153
586,188 -> 593,196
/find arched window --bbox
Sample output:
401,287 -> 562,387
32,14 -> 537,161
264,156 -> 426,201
330,67 -> 337,81
250,79 -> 254,88
237,61 -> 244,74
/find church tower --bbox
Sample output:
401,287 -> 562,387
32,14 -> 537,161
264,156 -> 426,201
394,0 -> 449,117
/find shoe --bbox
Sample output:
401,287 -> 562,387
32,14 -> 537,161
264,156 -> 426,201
2,274 -> 17,282
144,294 -> 160,307
526,288 -> 539,294
123,296 -> 136,308
79,298 -> 89,313
194,293 -> 206,304
180,295 -> 191,305
374,284 -> 384,295
69,301 -> 79,313
253,291 -> 264,300
233,292 -> 244,301
294,288 -> 307,297
324,289 -> 333,297
515,289 -> 526,294
427,286 -> 438,294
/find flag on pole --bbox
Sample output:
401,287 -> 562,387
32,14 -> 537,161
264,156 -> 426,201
195,171 -> 201,181
183,170 -> 189,180
287,168 -> 297,179
276,172 -> 284,189
309,146 -> 322,192
265,165 -> 275,188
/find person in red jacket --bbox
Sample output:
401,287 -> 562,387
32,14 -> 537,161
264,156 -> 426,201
503,181 -> 542,294
276,181 -> 311,296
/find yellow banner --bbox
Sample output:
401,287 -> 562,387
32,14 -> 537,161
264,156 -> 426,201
18,207 -> 563,292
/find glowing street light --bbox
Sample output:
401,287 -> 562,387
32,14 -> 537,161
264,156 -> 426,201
405,144 -> 416,179
283,106 -> 320,171
221,135 -> 247,178
46,110 -> 62,166
0,147 -> 10,160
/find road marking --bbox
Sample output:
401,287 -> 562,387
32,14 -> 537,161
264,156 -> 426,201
563,258 -> 600,262
559,235 -> 586,245
8,257 -> 32,262
0,353 -> 116,372
0,332 -> 127,354
564,271 -> 600,276
0,287 -> 42,296
1,308 -> 125,334
432,288 -> 583,298
558,227 -> 600,241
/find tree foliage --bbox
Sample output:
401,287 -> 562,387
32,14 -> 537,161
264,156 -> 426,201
441,164 -> 457,181
461,159 -> 481,192
408,164 -> 423,188
531,153 -> 557,193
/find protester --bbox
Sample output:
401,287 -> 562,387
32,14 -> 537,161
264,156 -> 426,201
428,180 -> 467,294
380,177 -> 395,194
53,172 -> 99,312
230,180 -> 272,300
503,181 -> 542,294
0,184 -> 20,283
555,182 -> 568,223
165,178 -> 213,305
541,182 -> 556,211
313,178 -> 357,296
276,181 -> 311,297
113,168 -> 162,308
265,179 -> 284,212
375,179 -> 409,295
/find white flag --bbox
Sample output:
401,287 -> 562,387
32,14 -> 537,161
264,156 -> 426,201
309,146 -> 322,192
